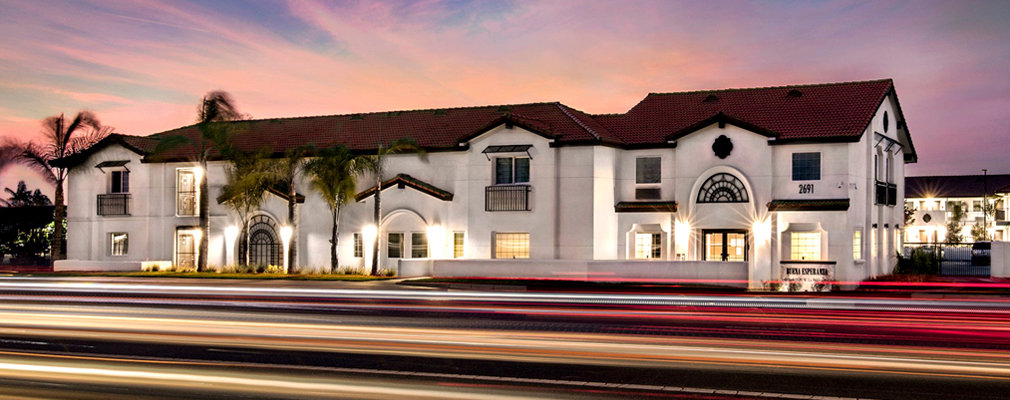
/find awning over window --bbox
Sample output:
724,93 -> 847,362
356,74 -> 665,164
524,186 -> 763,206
95,160 -> 130,172
481,144 -> 533,160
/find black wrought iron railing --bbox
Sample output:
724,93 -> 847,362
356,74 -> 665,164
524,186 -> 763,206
486,185 -> 531,212
97,194 -> 131,216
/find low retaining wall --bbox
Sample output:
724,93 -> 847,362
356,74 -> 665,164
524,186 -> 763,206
54,260 -> 172,272
994,242 -> 1010,277
397,259 -> 748,287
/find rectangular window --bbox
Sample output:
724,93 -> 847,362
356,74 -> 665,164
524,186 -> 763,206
853,230 -> 862,260
453,232 -> 465,258
790,232 -> 821,261
353,233 -> 362,258
634,233 -> 661,259
494,157 -> 530,185
176,230 -> 196,267
177,169 -> 198,216
973,200 -> 982,212
494,232 -> 529,259
111,170 -> 130,193
387,233 -> 403,258
411,232 -> 428,258
110,233 -> 128,256
636,157 -> 661,184
792,152 -> 821,181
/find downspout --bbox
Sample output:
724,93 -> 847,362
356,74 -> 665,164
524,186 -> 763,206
554,145 -> 561,259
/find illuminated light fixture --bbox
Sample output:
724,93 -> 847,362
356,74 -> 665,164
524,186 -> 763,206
752,218 -> 771,244
279,226 -> 293,274
224,226 -> 239,267
427,225 -> 446,259
363,224 -> 377,268
675,220 -> 690,258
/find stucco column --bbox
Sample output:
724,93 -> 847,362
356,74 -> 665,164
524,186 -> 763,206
750,214 -> 774,290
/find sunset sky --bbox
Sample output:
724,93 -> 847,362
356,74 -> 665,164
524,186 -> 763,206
1,0 -> 1008,197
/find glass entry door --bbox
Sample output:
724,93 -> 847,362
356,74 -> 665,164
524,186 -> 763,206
704,230 -> 748,261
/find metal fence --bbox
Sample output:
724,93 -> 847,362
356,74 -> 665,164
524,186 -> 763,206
903,242 -> 991,276
97,194 -> 131,216
485,185 -> 531,212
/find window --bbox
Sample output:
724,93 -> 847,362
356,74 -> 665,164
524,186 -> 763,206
387,233 -> 403,258
495,157 -> 530,185
853,230 -> 862,260
176,230 -> 197,268
697,173 -> 748,203
411,232 -> 428,258
634,233 -> 661,259
704,230 -> 747,261
494,232 -> 529,259
111,170 -> 130,193
973,200 -> 982,212
353,233 -> 362,258
636,157 -> 661,184
792,153 -> 821,181
790,232 -> 821,260
453,232 -> 465,258
177,169 -> 198,216
110,233 -> 128,256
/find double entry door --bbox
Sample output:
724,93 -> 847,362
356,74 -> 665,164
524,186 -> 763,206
704,230 -> 748,262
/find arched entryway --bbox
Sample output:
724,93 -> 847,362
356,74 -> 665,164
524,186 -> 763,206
239,215 -> 282,266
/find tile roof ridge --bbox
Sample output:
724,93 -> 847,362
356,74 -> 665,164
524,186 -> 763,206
555,102 -> 602,141
646,78 -> 894,97
235,101 -> 563,123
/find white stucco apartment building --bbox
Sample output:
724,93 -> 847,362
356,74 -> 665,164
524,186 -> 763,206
56,79 -> 917,289
904,175 -> 1010,243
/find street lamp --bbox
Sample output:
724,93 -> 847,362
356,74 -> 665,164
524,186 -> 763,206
983,169 -> 988,241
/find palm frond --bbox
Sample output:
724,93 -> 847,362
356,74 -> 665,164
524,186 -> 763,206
198,91 -> 243,123
17,144 -> 58,185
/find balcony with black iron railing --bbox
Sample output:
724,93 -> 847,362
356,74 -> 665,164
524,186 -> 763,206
97,193 -> 131,216
486,185 -> 531,212
875,181 -> 897,206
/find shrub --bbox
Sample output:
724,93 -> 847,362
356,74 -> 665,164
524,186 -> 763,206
762,280 -> 782,291
379,268 -> 397,277
894,248 -> 939,275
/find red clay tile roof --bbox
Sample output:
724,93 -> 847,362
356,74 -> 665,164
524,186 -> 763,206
614,201 -> 678,213
767,199 -> 850,212
905,175 -> 1010,198
355,173 -> 454,202
65,79 -> 908,165
595,79 -> 895,145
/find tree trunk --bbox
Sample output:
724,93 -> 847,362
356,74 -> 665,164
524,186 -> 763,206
243,220 -> 250,267
371,169 -> 381,275
52,184 -> 65,261
330,204 -> 339,273
198,159 -> 209,272
288,180 -> 297,273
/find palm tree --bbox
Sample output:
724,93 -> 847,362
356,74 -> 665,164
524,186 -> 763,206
272,147 -> 310,271
2,181 -> 52,207
360,138 -> 427,275
303,145 -> 362,273
157,91 -> 244,271
218,146 -> 274,267
14,112 -> 110,260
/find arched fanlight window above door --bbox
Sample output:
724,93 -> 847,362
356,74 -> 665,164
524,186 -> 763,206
697,173 -> 749,203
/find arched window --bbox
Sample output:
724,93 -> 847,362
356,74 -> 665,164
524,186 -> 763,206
697,173 -> 749,203
238,215 -> 282,267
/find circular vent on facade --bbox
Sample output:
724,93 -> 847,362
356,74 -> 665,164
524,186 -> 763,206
922,213 -> 932,223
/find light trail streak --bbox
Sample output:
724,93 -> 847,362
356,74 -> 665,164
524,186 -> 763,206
3,277 -> 1010,313
0,303 -> 1008,381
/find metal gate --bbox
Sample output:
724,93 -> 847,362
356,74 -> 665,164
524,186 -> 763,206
904,243 -> 991,276
239,215 -> 281,267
